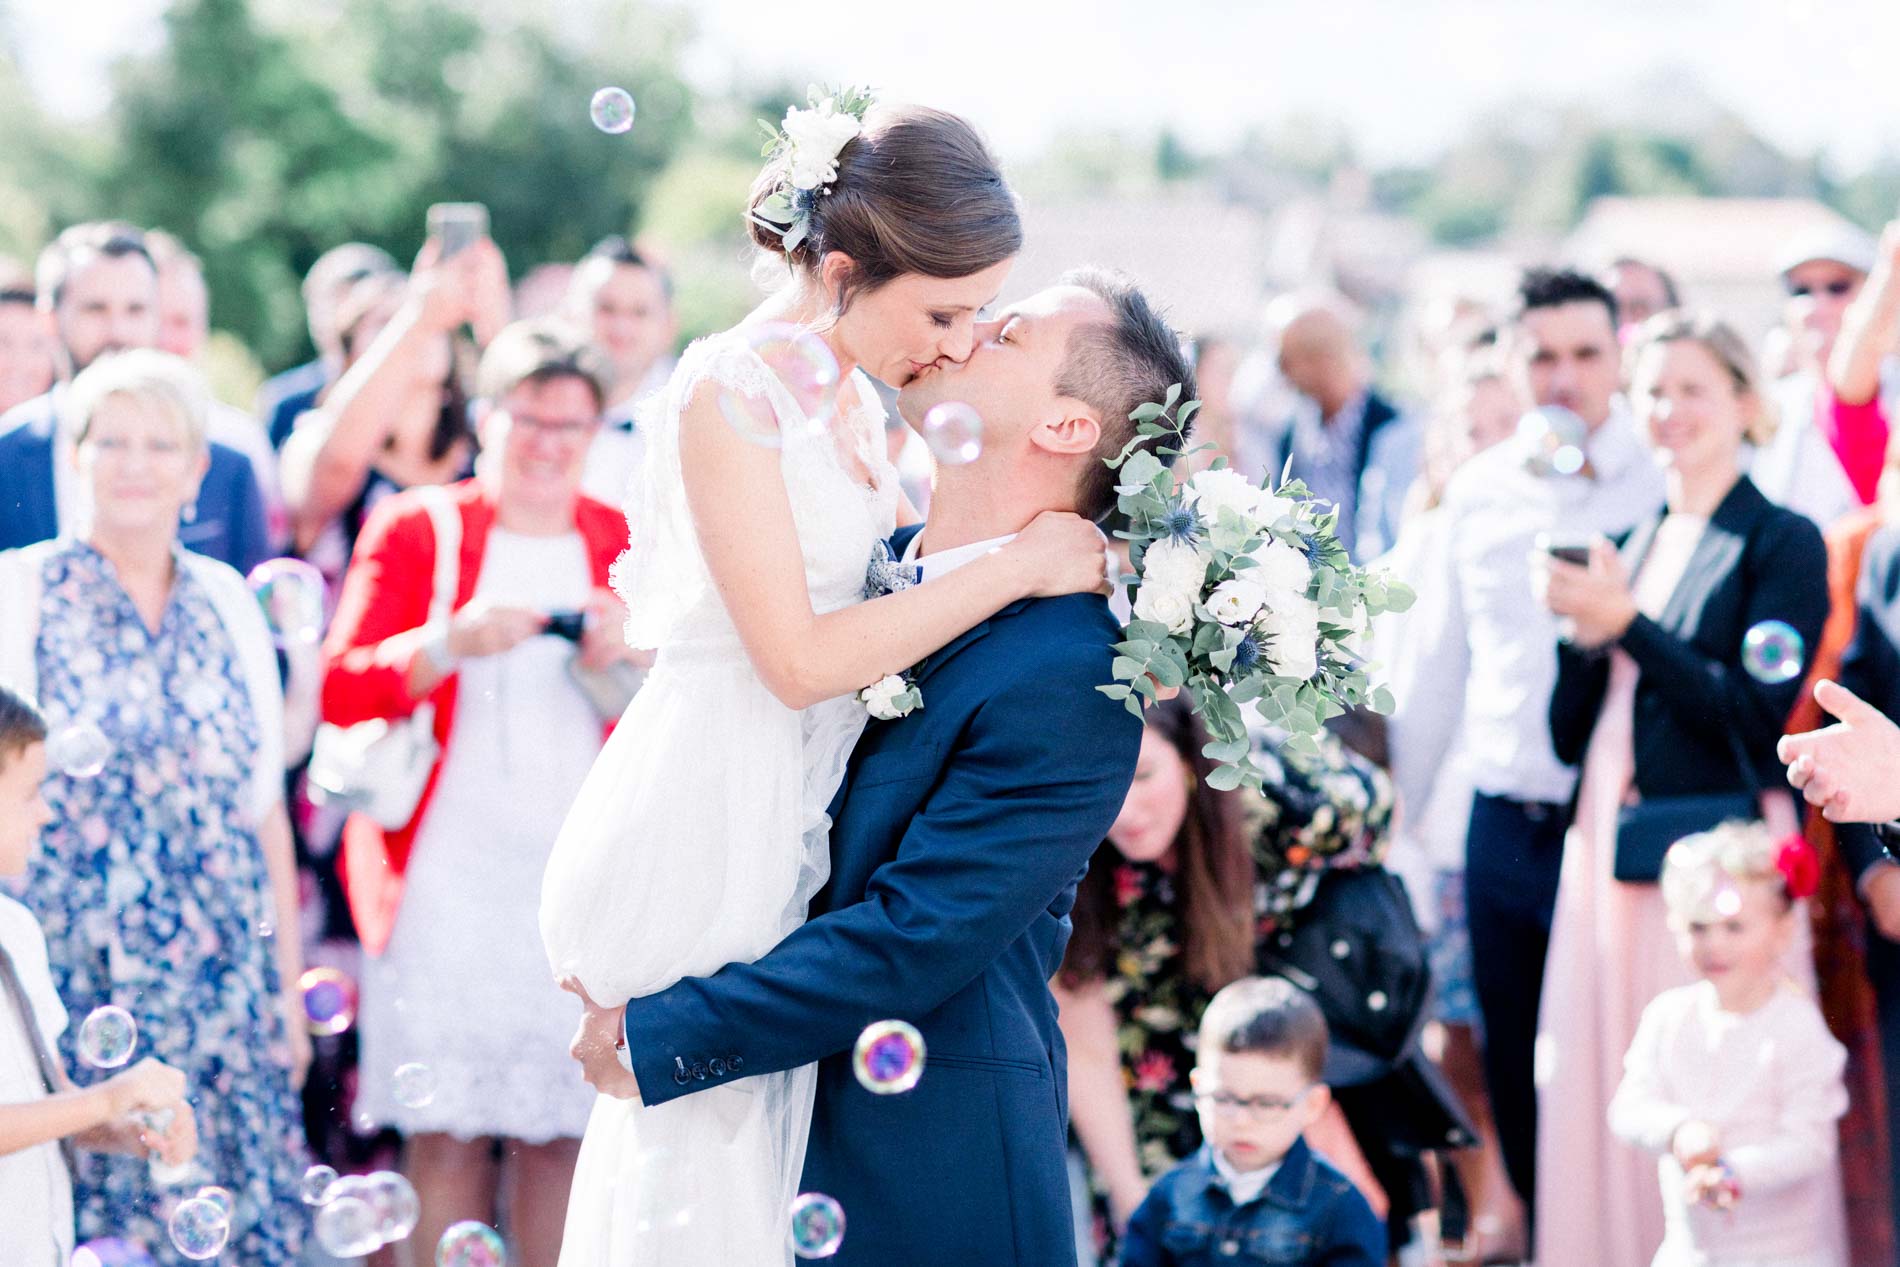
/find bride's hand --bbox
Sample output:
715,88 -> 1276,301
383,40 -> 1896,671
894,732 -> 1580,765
1005,511 -> 1115,599
560,976 -> 643,1102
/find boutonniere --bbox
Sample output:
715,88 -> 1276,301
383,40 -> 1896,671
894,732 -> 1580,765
859,672 -> 922,721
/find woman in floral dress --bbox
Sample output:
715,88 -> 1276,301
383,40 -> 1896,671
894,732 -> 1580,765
0,352 -> 311,1264
1056,696 -> 1414,1256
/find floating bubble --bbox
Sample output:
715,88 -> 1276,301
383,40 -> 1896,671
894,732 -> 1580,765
49,722 -> 111,779
167,1196 -> 229,1261
750,323 -> 841,426
1741,620 -> 1805,685
194,1185 -> 235,1223
299,966 -> 358,1037
921,402 -> 983,466
1713,886 -> 1744,918
590,87 -> 636,134
717,389 -> 785,448
851,1019 -> 925,1095
1551,444 -> 1586,476
78,1005 -> 138,1069
300,1163 -> 338,1205
788,1192 -> 846,1259
246,557 -> 326,646
393,1061 -> 437,1108
316,1194 -> 383,1257
365,1170 -> 422,1243
1518,405 -> 1590,478
72,1239 -> 158,1267
436,1220 -> 507,1266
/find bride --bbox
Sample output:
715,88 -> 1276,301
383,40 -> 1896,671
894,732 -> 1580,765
539,92 -> 1111,1263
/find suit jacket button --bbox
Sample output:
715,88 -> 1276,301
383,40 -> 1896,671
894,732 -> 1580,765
708,1058 -> 728,1077
729,1055 -> 744,1071
691,1062 -> 709,1080
672,1058 -> 691,1086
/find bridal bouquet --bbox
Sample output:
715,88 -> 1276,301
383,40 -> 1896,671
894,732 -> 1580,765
1101,386 -> 1414,791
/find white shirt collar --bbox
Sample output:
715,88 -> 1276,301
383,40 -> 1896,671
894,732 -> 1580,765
899,531 -> 1017,583
1210,1146 -> 1279,1206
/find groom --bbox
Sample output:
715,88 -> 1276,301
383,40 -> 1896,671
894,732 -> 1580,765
567,267 -> 1194,1263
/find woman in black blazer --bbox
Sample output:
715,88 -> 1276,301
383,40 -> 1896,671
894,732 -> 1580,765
1527,312 -> 1832,1267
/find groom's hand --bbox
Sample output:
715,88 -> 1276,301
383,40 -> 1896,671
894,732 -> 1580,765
560,976 -> 642,1101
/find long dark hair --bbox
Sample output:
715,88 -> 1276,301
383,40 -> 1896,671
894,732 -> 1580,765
1064,696 -> 1256,993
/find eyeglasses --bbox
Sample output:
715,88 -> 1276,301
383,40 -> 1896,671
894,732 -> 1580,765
1193,1087 -> 1311,1119
1787,280 -> 1856,299
507,413 -> 599,441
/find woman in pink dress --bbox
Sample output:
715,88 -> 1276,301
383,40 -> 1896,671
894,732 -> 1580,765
1534,312 -> 1834,1267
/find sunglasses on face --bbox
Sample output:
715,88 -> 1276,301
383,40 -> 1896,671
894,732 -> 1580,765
1787,280 -> 1856,299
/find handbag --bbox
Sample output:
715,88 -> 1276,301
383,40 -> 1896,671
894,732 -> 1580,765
307,486 -> 460,830
1611,722 -> 1763,883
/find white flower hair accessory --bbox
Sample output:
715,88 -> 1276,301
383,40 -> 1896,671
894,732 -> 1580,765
751,84 -> 875,255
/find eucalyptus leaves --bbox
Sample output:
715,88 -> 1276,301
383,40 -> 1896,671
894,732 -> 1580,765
750,84 -> 876,255
1101,386 -> 1415,790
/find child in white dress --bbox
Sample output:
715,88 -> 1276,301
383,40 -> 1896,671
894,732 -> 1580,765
1608,821 -> 1848,1267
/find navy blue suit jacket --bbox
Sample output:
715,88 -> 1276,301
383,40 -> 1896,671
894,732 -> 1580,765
0,392 -> 271,575
620,524 -> 1142,1265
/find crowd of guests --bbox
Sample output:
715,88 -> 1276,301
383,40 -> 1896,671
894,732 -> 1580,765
0,201 -> 1896,1267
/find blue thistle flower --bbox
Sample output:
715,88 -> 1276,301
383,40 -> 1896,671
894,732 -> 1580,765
1160,505 -> 1201,545
1232,633 -> 1264,673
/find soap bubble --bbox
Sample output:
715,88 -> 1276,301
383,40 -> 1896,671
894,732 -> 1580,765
72,1239 -> 158,1267
921,402 -> 984,465
300,1163 -> 338,1205
365,1170 -> 422,1243
743,322 -> 842,435
299,966 -> 358,1037
1518,405 -> 1589,478
1741,620 -> 1805,685
246,558 -> 326,645
392,1061 -> 437,1108
851,1019 -> 925,1095
77,1005 -> 138,1069
315,1195 -> 383,1257
49,722 -> 111,779
590,87 -> 636,134
1714,886 -> 1744,918
436,1220 -> 507,1266
194,1185 -> 235,1223
167,1196 -> 229,1260
788,1191 -> 846,1258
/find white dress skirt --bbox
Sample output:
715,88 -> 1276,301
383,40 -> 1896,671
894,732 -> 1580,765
356,528 -> 603,1142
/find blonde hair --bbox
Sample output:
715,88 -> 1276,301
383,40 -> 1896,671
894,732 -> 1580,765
1629,310 -> 1775,446
63,348 -> 209,452
1659,820 -> 1789,924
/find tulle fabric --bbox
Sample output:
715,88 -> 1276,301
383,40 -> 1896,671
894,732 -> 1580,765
541,329 -> 897,1266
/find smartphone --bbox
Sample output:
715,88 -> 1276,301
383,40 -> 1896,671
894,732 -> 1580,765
1537,533 -> 1593,566
427,202 -> 489,258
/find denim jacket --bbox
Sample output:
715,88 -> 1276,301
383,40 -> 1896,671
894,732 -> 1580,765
1120,1138 -> 1385,1266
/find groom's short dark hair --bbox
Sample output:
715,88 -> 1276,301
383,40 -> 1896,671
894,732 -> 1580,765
1056,268 -> 1195,522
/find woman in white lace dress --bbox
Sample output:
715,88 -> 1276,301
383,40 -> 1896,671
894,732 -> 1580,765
539,100 -> 1112,1264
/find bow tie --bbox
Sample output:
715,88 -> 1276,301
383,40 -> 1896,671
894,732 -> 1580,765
864,541 -> 921,599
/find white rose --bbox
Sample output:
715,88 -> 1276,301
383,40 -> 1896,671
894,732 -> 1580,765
859,673 -> 913,721
1184,467 -> 1265,524
1253,492 -> 1297,527
1205,575 -> 1271,628
1132,579 -> 1197,635
1139,537 -> 1209,592
782,104 -> 862,190
1258,593 -> 1321,680
1246,538 -> 1313,597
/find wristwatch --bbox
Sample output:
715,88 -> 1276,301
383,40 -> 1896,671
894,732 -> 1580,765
419,623 -> 460,677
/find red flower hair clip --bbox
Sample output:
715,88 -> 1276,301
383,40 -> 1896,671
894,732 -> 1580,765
1774,834 -> 1820,901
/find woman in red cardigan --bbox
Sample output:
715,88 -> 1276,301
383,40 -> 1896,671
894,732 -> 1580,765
320,321 -> 640,1264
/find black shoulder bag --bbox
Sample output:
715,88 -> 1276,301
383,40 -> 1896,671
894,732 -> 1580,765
1611,723 -> 1763,883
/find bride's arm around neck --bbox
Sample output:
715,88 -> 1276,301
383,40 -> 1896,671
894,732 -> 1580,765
678,378 -> 1082,711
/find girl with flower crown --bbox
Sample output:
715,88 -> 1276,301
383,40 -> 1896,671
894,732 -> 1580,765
537,90 -> 1110,1264
1609,822 -> 1848,1267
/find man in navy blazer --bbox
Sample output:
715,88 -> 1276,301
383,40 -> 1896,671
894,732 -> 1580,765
566,270 -> 1194,1264
0,222 -> 269,574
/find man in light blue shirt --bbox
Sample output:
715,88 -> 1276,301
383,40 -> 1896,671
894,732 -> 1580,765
1392,269 -> 1665,1227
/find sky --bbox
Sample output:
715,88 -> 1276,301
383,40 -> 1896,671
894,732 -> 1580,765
9,0 -> 1900,173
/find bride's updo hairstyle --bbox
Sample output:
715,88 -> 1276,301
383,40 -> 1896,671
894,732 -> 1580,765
746,105 -> 1021,316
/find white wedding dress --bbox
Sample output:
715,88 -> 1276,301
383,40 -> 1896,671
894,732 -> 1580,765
540,329 -> 899,1265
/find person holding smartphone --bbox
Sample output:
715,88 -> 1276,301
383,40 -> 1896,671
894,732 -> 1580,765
318,320 -> 637,1263
1534,312 -> 1833,1267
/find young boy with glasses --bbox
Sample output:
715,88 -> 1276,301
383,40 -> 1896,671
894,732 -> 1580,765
1121,975 -> 1384,1266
